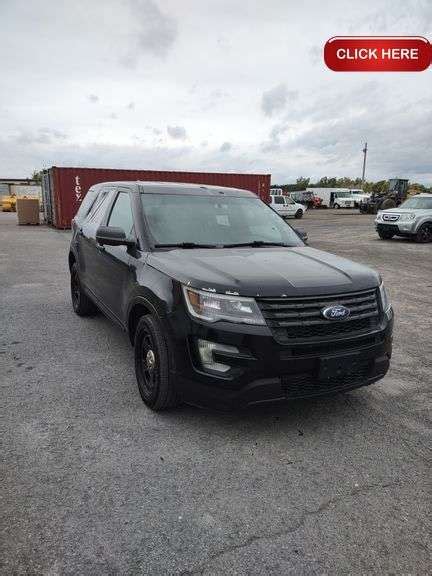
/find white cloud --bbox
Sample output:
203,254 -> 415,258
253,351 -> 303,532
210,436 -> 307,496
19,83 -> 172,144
219,142 -> 232,153
0,0 -> 430,184
261,84 -> 298,117
167,125 -> 187,140
125,0 -> 178,63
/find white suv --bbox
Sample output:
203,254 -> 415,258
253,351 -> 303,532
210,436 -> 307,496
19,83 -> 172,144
270,194 -> 306,219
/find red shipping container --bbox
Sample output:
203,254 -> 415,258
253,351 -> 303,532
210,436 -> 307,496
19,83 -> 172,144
41,166 -> 271,229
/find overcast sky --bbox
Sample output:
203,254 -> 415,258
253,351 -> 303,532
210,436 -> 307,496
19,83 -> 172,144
1,0 -> 431,183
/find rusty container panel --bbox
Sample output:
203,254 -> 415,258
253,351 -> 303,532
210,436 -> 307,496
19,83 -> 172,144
42,167 -> 271,229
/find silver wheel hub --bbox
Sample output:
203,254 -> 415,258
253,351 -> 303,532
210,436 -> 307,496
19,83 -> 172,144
146,349 -> 156,370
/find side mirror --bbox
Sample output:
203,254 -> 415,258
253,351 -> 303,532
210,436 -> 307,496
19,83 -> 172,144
96,226 -> 136,247
293,228 -> 308,244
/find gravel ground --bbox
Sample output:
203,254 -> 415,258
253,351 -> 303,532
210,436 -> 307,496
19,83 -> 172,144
1,209 -> 431,575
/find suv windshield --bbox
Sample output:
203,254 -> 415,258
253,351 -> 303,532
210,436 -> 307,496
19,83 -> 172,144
400,197 -> 432,210
140,194 -> 303,248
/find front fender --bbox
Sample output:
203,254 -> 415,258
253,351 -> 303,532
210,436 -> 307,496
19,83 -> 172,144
413,216 -> 432,232
126,265 -> 183,343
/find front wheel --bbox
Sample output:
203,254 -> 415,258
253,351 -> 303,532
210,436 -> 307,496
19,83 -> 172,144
415,223 -> 432,243
378,230 -> 395,240
295,209 -> 303,219
134,315 -> 179,411
334,203 -> 340,209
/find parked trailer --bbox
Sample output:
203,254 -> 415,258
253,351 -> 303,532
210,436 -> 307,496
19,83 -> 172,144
41,167 -> 271,229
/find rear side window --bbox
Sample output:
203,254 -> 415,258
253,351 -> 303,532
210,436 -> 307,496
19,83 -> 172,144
108,192 -> 134,235
87,189 -> 110,221
75,189 -> 98,220
274,196 -> 285,204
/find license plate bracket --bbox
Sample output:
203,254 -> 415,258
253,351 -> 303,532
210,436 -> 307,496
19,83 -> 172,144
319,353 -> 360,380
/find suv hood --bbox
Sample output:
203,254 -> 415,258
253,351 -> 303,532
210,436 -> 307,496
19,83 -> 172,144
148,246 -> 379,297
380,207 -> 428,215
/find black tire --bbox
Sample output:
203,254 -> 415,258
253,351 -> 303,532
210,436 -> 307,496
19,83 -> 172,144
134,315 -> 179,411
295,209 -> 303,219
378,230 -> 395,240
415,223 -> 432,243
70,263 -> 97,316
334,203 -> 340,209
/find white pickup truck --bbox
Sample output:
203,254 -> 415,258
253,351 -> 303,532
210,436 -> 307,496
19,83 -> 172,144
349,189 -> 371,207
269,194 -> 306,219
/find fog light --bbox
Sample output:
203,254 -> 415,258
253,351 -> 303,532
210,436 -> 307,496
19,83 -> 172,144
197,339 -> 239,373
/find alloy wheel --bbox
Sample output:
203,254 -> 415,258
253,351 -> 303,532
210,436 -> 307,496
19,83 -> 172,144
417,225 -> 432,243
139,328 -> 159,400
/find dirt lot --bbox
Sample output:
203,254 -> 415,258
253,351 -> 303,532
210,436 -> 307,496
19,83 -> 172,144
1,209 -> 431,575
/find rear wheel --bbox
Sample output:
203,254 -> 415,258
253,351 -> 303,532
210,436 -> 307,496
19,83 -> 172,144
415,223 -> 432,243
295,209 -> 303,219
334,203 -> 340,209
70,263 -> 97,316
378,229 -> 395,240
134,315 -> 179,411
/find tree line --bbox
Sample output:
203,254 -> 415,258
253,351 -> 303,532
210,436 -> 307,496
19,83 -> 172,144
272,177 -> 431,194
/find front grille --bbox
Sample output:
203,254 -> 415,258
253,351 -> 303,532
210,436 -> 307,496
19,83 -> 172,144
257,289 -> 380,343
281,359 -> 372,399
287,333 -> 383,357
382,213 -> 400,222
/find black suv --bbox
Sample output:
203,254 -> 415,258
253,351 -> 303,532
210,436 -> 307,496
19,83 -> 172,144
69,181 -> 393,410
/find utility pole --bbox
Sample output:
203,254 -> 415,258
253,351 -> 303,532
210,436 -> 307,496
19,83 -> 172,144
361,142 -> 368,189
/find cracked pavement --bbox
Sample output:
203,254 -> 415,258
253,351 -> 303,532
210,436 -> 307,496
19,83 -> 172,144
1,210 -> 431,575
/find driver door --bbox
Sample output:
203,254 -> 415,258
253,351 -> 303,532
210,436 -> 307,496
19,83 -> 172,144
95,187 -> 136,323
284,197 -> 297,217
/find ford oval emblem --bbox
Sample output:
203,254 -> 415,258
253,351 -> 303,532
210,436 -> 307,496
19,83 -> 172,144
321,304 -> 351,321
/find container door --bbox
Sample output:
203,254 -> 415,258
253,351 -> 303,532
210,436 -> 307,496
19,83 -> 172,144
41,170 -> 53,224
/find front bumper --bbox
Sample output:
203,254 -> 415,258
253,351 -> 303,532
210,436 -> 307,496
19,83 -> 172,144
375,221 -> 416,236
170,312 -> 393,410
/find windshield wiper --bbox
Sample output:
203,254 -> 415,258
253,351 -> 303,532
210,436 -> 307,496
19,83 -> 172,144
222,240 -> 292,248
154,242 -> 219,249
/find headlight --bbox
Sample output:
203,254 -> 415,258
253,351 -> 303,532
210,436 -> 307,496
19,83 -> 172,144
399,213 -> 416,221
379,282 -> 391,313
182,286 -> 265,325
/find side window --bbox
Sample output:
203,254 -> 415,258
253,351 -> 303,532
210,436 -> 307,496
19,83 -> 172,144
87,189 -> 110,221
108,191 -> 134,235
274,196 -> 284,205
75,189 -> 98,219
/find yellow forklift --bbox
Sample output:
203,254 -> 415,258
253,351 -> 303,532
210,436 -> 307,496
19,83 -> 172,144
1,191 -> 17,212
